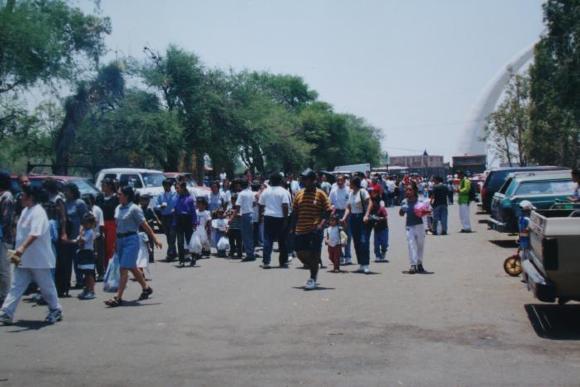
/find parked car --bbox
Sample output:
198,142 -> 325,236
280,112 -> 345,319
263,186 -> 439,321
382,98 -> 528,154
95,168 -> 166,197
480,166 -> 567,213
10,175 -> 100,198
163,172 -> 211,198
489,171 -> 575,233
522,206 -> 580,304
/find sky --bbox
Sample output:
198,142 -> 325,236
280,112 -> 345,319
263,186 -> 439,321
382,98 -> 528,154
80,0 -> 545,163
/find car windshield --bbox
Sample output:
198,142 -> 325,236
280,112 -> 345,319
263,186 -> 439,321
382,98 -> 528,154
515,180 -> 575,196
498,177 -> 513,194
142,173 -> 165,187
72,179 -> 98,195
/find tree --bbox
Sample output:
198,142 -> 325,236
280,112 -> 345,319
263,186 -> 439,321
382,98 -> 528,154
528,0 -> 579,167
485,71 -> 531,166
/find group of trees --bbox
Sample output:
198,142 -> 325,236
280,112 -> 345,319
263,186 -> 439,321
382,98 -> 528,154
486,0 -> 579,168
0,0 -> 382,178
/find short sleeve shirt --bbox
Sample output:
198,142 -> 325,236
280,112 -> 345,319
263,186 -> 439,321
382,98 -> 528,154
16,204 -> 56,269
348,189 -> 370,214
236,189 -> 255,215
329,186 -> 350,210
292,188 -> 331,234
259,186 -> 290,218
115,203 -> 145,234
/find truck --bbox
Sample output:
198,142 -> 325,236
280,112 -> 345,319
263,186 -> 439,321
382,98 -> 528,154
522,206 -> 580,304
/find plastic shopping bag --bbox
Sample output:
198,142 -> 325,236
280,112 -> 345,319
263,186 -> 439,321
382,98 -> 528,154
414,201 -> 432,218
217,236 -> 230,252
136,232 -> 149,269
103,254 -> 120,293
189,232 -> 203,255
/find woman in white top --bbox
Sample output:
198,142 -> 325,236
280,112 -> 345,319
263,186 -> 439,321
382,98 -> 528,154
340,176 -> 373,274
0,186 -> 63,325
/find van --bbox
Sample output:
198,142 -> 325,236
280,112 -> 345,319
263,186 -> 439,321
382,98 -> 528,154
95,168 -> 166,197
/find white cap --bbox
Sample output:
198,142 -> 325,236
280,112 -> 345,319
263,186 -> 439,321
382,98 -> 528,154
519,200 -> 535,210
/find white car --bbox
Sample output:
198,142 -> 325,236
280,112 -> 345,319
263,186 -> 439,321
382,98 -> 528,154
95,168 -> 166,197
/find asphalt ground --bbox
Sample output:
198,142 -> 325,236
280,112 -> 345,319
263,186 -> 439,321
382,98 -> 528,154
1,204 -> 580,386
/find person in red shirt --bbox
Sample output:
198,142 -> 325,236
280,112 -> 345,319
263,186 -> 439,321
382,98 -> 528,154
369,185 -> 389,262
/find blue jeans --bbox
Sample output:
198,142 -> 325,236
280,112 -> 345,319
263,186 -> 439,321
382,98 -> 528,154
241,213 -> 254,259
373,228 -> 389,259
334,209 -> 352,259
432,205 -> 448,234
263,216 -> 288,265
349,213 -> 370,266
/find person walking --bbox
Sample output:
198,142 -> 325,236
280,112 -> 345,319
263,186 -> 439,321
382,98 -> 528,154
292,169 -> 331,290
99,178 -> 119,268
174,181 -> 197,266
400,184 -> 429,274
155,179 -> 177,261
235,179 -> 256,262
341,176 -> 373,274
430,176 -> 449,235
0,186 -> 63,325
369,185 -> 389,262
457,171 -> 472,233
329,175 -> 352,265
0,173 -> 15,305
104,186 -> 161,307
259,173 -> 290,269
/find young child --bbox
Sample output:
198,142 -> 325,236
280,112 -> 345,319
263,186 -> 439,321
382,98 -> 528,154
139,194 -> 157,263
518,200 -> 534,261
212,209 -> 229,257
325,215 -> 343,272
195,197 -> 212,259
83,194 -> 105,280
76,213 -> 97,300
226,194 -> 243,258
370,187 -> 389,262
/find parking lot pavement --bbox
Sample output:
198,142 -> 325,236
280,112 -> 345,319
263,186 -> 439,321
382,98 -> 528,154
1,204 -> 579,386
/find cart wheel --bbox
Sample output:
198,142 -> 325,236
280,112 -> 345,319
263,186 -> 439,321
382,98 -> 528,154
504,255 -> 522,277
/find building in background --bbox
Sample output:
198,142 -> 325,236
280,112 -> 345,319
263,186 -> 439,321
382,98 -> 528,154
388,150 -> 449,177
452,154 -> 487,174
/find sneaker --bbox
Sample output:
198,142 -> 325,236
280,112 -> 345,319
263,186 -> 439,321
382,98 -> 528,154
0,311 -> 13,325
357,265 -> 365,273
261,263 -> 271,269
417,264 -> 426,273
305,278 -> 317,290
79,291 -> 96,300
241,257 -> 256,262
343,259 -> 353,266
363,265 -> 370,274
45,309 -> 63,324
408,265 -> 418,274
77,290 -> 88,299
374,258 -> 382,263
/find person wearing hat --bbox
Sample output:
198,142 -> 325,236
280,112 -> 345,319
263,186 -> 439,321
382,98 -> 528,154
291,169 -> 331,290
517,200 -> 534,261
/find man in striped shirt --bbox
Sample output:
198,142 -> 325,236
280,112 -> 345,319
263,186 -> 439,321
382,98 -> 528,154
291,169 -> 331,290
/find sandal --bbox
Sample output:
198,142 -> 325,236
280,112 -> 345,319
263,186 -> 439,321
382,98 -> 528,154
104,297 -> 123,307
138,287 -> 153,301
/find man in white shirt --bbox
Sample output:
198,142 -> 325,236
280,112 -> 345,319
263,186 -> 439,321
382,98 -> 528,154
329,175 -> 353,265
235,179 -> 256,261
0,186 -> 62,325
259,173 -> 290,268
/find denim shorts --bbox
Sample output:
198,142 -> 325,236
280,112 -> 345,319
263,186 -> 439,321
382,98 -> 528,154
116,234 -> 140,269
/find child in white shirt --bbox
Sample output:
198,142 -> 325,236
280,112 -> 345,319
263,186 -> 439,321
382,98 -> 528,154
324,215 -> 343,272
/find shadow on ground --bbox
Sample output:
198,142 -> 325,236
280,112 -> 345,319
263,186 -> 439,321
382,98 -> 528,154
525,304 -> 580,340
489,240 -> 518,249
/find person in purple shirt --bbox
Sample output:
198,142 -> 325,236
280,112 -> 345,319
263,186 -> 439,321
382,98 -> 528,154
173,181 -> 197,266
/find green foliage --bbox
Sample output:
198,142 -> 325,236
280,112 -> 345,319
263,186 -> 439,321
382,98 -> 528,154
528,0 -> 579,168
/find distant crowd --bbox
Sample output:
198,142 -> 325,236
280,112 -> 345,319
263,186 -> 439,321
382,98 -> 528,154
0,169 -> 477,324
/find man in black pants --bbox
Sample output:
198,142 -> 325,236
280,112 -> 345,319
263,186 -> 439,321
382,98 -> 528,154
259,173 -> 290,269
155,179 -> 177,261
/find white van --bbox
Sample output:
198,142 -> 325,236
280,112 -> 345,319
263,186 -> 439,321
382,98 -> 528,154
95,168 -> 166,197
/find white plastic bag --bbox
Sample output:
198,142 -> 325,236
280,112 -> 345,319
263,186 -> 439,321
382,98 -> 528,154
137,232 -> 150,269
217,236 -> 230,251
189,232 -> 203,255
103,254 -> 120,293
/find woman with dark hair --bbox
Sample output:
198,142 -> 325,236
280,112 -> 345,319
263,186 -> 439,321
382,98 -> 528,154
0,186 -> 63,325
57,183 -> 88,297
105,186 -> 161,307
174,181 -> 197,266
341,176 -> 373,274
99,178 -> 119,269
399,183 -> 429,274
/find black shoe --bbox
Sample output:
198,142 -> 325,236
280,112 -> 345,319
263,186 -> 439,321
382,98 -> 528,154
417,264 -> 425,273
190,258 -> 197,267
408,265 -> 418,274
241,257 -> 256,262
441,232 -> 448,235
279,263 -> 289,269
138,287 -> 153,300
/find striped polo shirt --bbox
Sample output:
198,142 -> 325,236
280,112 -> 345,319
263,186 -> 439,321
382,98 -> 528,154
292,188 -> 331,234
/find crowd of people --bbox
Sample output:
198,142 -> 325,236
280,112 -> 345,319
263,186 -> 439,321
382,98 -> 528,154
0,168 -> 477,324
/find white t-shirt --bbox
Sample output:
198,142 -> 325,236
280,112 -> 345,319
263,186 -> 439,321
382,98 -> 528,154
259,186 -> 290,218
329,186 -> 350,210
348,189 -> 370,214
360,179 -> 369,189
16,204 -> 56,269
236,189 -> 255,215
197,210 -> 212,229
92,205 -> 104,237
325,225 -> 341,247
